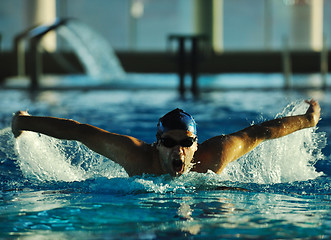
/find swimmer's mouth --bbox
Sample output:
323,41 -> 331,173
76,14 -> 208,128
172,159 -> 184,173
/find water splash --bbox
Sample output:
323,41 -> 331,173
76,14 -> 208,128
220,100 -> 326,184
15,133 -> 85,182
12,131 -> 127,182
4,100 -> 327,192
57,20 -> 125,80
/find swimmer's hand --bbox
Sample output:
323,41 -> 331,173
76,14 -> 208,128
11,110 -> 29,138
305,99 -> 321,127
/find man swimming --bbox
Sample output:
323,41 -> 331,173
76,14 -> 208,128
11,99 -> 320,177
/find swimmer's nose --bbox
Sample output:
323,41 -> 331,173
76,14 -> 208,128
172,159 -> 184,173
173,145 -> 184,154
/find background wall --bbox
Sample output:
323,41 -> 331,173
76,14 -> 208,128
1,0 -> 330,52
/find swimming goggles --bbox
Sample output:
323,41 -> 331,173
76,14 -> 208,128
160,137 -> 197,148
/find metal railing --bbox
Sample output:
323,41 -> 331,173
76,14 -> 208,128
14,18 -> 70,90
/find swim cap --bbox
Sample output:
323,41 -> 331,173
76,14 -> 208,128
157,108 -> 197,139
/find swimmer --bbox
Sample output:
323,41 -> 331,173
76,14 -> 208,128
11,99 -> 320,177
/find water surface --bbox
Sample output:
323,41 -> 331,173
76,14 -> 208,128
0,85 -> 330,239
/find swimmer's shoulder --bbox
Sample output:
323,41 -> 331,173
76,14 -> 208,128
192,135 -> 229,173
128,143 -> 163,176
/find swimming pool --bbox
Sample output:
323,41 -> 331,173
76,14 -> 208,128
0,76 -> 330,239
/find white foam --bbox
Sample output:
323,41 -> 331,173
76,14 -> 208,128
15,132 -> 84,182
13,131 -> 126,182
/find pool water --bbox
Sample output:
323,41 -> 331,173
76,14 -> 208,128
0,82 -> 330,239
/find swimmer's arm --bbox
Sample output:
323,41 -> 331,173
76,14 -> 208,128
195,99 -> 321,174
11,111 -> 149,173
233,98 -> 320,143
12,111 -> 97,140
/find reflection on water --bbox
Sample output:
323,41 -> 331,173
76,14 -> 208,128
1,176 -> 330,238
2,188 -> 329,238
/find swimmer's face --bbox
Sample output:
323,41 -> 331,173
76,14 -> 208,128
157,130 -> 198,177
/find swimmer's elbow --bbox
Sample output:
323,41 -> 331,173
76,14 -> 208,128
47,119 -> 90,141
243,125 -> 273,142
71,122 -> 99,141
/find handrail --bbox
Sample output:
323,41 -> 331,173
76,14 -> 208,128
14,18 -> 71,90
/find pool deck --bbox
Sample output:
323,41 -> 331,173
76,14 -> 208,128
1,73 -> 330,93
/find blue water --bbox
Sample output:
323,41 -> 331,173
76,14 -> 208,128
0,77 -> 331,239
